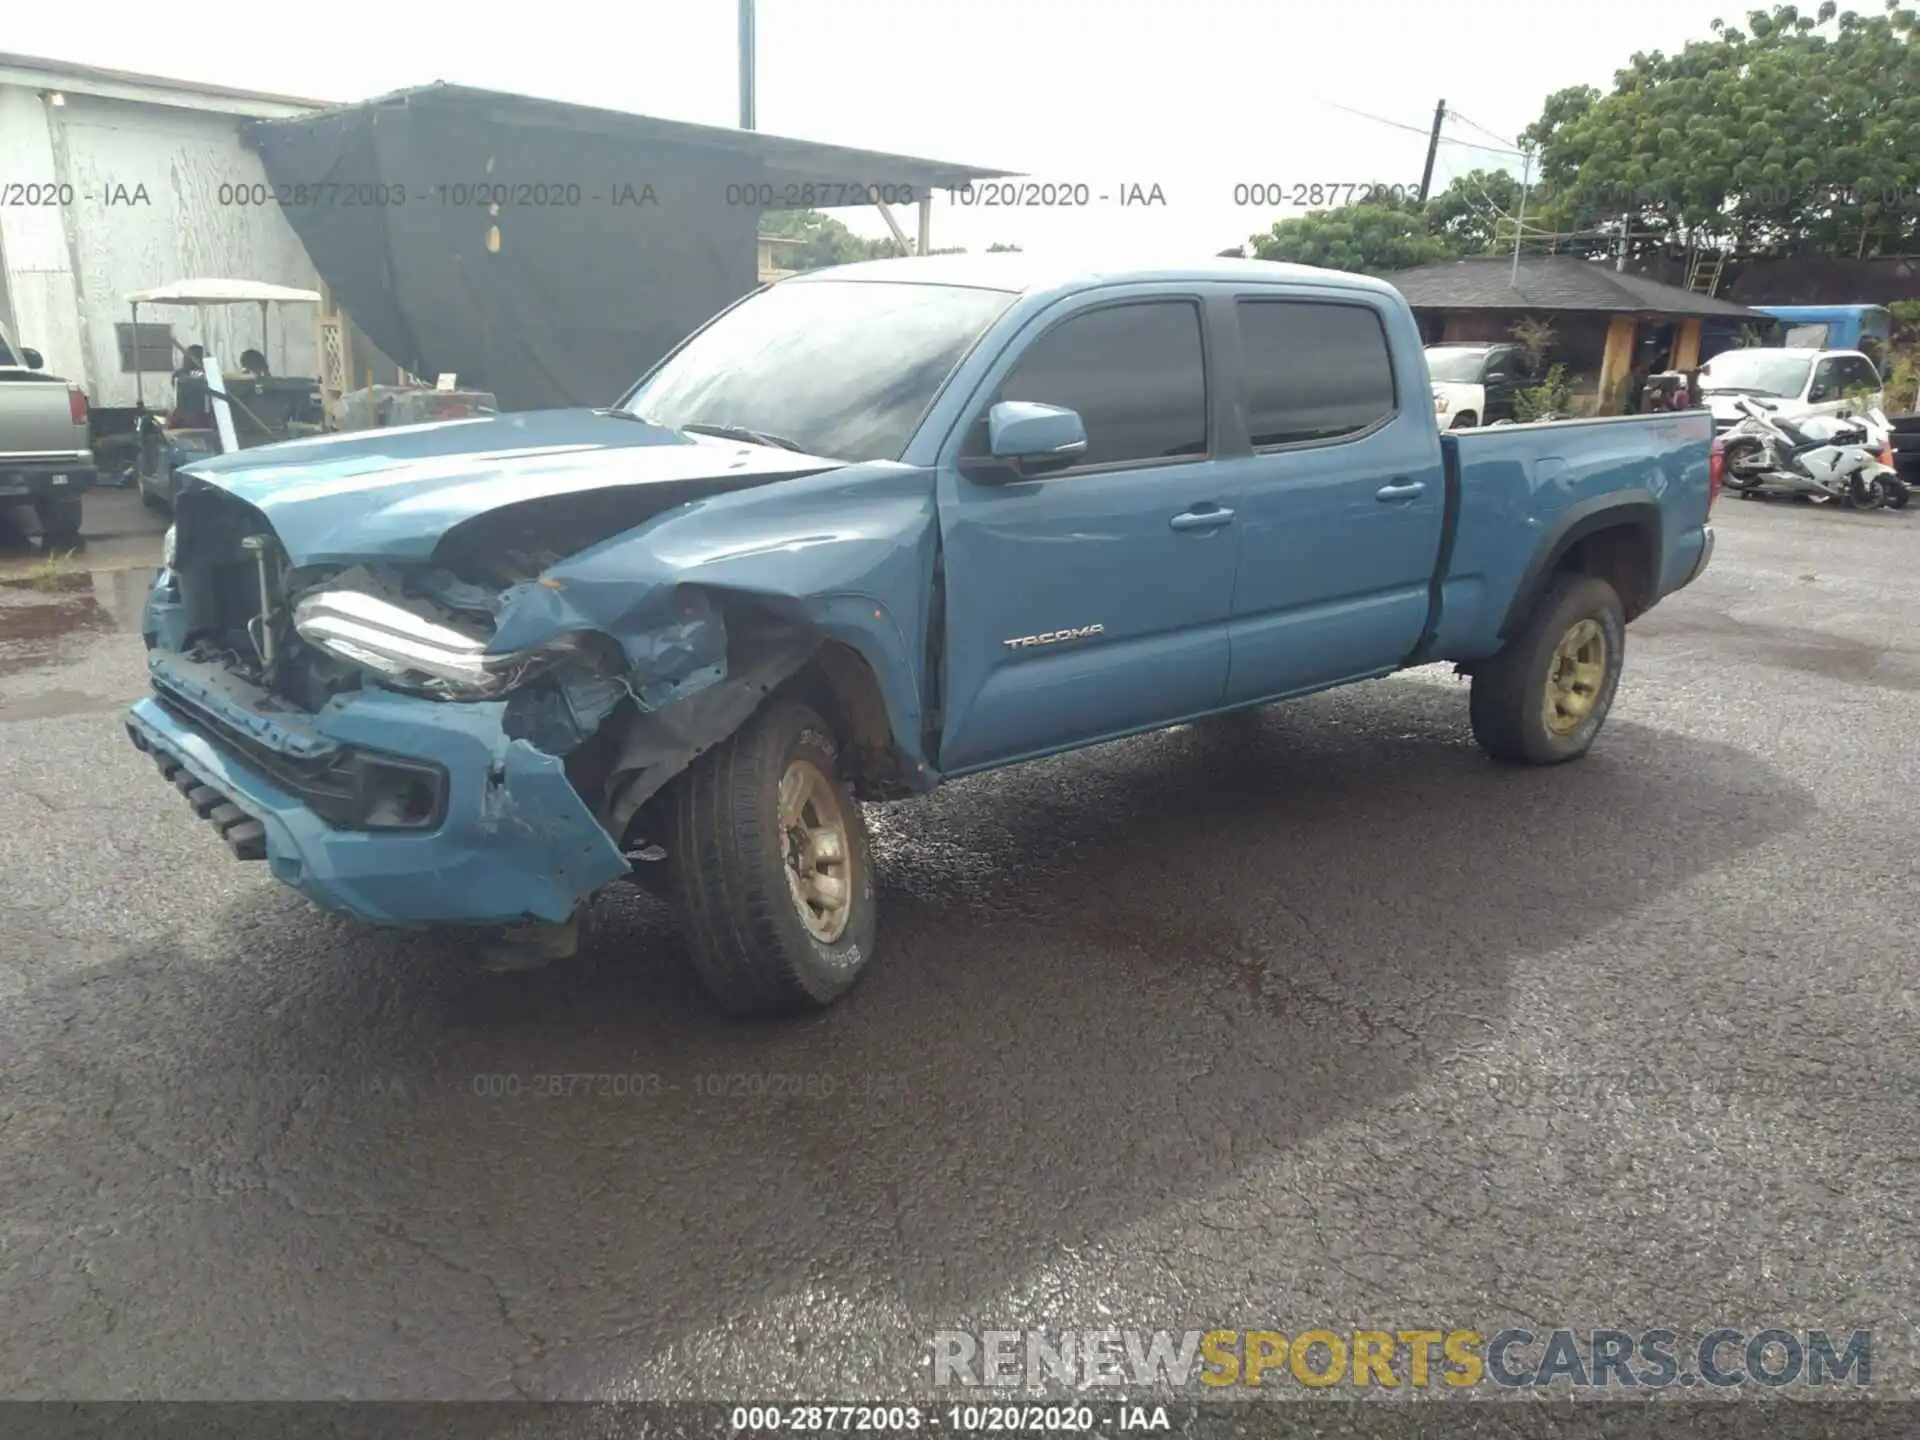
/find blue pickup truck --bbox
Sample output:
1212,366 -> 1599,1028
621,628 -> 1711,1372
126,256 -> 1718,1015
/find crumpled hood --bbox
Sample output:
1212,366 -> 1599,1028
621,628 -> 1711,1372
177,408 -> 841,566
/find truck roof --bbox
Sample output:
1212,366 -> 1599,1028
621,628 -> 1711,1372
785,253 -> 1405,304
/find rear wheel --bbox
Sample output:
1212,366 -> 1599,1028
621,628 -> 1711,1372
668,698 -> 878,1017
1469,574 -> 1626,765
1449,411 -> 1479,431
1883,477 -> 1911,510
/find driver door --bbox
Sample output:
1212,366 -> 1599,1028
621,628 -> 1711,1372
933,293 -> 1236,773
1805,358 -> 1848,420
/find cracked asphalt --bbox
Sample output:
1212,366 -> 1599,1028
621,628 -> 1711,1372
1,489 -> 1917,1403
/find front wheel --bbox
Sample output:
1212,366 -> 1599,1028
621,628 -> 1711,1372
1468,574 -> 1626,765
668,698 -> 878,1017
1883,477 -> 1912,510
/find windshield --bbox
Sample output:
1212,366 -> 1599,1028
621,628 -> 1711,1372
623,279 -> 1018,463
1424,348 -> 1490,383
1699,351 -> 1812,398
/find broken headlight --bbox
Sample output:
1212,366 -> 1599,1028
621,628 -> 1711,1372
292,588 -> 586,699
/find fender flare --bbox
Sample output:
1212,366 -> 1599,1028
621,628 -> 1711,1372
1497,492 -> 1665,641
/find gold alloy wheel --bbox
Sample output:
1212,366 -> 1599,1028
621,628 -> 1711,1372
1543,618 -> 1608,736
778,758 -> 854,944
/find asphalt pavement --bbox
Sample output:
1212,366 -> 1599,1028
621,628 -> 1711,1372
1,488 -> 1917,1403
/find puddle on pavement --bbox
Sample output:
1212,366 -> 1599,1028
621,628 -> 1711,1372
0,565 -> 153,696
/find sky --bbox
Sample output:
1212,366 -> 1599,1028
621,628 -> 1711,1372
8,0 -> 1763,259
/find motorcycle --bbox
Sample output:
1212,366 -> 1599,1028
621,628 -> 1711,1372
1719,397 -> 1910,510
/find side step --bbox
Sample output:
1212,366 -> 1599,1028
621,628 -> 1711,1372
128,722 -> 269,861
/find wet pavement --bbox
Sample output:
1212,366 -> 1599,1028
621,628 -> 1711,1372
1,492 -> 1918,1401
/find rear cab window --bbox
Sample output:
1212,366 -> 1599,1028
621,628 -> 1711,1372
1236,298 -> 1398,447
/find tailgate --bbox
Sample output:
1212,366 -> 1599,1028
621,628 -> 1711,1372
0,372 -> 87,457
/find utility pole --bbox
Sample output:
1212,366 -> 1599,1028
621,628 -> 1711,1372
738,0 -> 756,130
1509,146 -> 1532,286
1417,99 -> 1446,204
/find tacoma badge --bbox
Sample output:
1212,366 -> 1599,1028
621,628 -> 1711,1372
1003,624 -> 1105,650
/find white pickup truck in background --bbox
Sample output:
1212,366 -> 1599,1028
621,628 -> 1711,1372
0,320 -> 94,546
1697,347 -> 1886,437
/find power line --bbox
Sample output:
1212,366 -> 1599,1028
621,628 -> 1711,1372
1306,95 -> 1528,156
1443,106 -> 1523,152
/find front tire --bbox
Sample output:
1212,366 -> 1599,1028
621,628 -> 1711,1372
668,698 -> 878,1017
1469,574 -> 1626,765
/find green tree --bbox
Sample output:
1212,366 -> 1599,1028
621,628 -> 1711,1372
760,211 -> 1022,268
1427,169 -> 1537,254
1247,199 -> 1459,274
1526,4 -> 1920,260
759,209 -> 900,271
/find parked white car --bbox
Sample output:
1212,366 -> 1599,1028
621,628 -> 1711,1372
1698,347 -> 1885,435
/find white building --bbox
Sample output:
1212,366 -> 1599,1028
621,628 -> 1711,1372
0,52 -> 329,422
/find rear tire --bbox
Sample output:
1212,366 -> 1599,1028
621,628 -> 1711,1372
33,495 -> 84,547
1881,477 -> 1910,510
1449,412 -> 1479,431
668,698 -> 878,1017
1469,574 -> 1626,766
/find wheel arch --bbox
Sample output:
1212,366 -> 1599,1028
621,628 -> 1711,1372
777,640 -> 925,801
1499,495 -> 1664,639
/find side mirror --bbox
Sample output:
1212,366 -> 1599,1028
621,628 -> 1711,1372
987,401 -> 1087,466
20,347 -> 44,370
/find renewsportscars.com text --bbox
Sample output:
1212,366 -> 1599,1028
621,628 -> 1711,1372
932,1327 -> 1872,1390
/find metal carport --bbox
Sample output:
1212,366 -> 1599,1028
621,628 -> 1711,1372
245,84 -> 1011,411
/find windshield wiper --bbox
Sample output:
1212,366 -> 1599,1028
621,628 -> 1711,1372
596,409 -> 814,453
676,421 -> 809,453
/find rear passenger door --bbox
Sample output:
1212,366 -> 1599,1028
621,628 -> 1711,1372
1220,294 -> 1447,705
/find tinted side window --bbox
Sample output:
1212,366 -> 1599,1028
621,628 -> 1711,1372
978,301 -> 1207,467
1840,356 -> 1882,391
1236,300 -> 1397,447
1810,360 -> 1842,399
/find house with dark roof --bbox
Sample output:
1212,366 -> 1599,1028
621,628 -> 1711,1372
1385,256 -> 1767,414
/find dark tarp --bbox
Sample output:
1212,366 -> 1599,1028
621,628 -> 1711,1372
247,85 -> 1009,412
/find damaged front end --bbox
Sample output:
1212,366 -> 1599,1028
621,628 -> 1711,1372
129,472 -> 829,954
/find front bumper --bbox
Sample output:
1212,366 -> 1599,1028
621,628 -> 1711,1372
125,661 -> 629,928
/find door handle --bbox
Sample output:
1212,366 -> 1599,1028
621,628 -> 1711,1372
1170,505 -> 1235,531
1376,480 -> 1426,501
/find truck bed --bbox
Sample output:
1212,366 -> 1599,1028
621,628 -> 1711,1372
1428,411 -> 1716,662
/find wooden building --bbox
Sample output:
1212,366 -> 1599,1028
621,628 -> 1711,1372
1386,256 -> 1765,414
